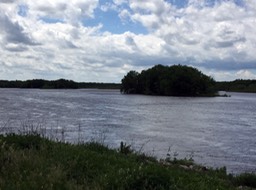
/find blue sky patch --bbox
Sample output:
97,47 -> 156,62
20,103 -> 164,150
166,0 -> 189,8
27,0 -> 246,34
40,17 -> 64,24
166,0 -> 245,8
83,6 -> 147,34
18,4 -> 28,17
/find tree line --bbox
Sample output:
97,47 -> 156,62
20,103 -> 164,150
1,73 -> 255,93
121,64 -> 217,96
0,79 -> 120,89
216,79 -> 256,93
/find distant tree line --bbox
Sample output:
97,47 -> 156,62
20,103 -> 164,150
121,64 -> 217,96
0,79 -> 120,89
1,75 -> 255,93
216,79 -> 256,93
78,82 -> 121,89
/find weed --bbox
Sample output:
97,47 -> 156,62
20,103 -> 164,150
119,141 -> 133,155
233,173 -> 256,188
0,134 -> 255,190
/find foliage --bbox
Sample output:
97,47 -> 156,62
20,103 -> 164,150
0,79 -> 120,89
120,71 -> 140,94
233,173 -> 256,188
119,141 -> 133,155
78,82 -> 121,89
0,134 -> 255,189
216,79 -> 256,93
121,64 -> 216,96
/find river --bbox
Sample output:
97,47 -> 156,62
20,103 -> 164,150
0,88 -> 255,174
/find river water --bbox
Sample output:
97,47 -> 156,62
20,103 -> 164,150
0,88 -> 255,174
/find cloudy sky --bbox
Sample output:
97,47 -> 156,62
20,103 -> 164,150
0,0 -> 256,82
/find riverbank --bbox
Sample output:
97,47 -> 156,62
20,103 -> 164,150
0,134 -> 255,189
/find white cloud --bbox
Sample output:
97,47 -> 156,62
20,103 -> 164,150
125,0 -> 256,70
237,70 -> 256,79
119,9 -> 130,22
26,0 -> 99,24
113,0 -> 127,6
100,2 -> 118,12
0,0 -> 256,82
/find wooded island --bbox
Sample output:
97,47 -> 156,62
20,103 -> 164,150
121,64 -> 216,96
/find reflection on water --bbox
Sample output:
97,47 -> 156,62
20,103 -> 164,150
0,89 -> 256,174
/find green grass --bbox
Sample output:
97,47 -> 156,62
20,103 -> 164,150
0,134 -> 255,190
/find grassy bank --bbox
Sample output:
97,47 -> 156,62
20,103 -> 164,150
0,134 -> 255,190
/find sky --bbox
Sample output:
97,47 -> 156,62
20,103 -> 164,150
0,0 -> 256,82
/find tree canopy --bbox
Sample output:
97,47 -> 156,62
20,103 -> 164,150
121,64 -> 216,96
216,79 -> 256,93
0,79 -> 120,89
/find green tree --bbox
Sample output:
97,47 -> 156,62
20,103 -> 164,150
121,65 -> 217,96
120,71 -> 139,94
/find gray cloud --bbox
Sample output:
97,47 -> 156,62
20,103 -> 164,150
0,13 -> 38,45
59,40 -> 78,49
213,38 -> 246,48
0,0 -> 256,82
202,60 -> 256,71
4,44 -> 28,52
0,0 -> 16,3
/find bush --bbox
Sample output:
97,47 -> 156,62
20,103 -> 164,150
234,173 -> 256,188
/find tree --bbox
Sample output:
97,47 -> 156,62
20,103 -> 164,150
120,65 -> 217,96
120,71 -> 139,94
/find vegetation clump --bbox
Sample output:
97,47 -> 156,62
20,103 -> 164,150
121,64 -> 216,96
216,79 -> 256,93
0,79 -> 120,89
0,134 -> 255,189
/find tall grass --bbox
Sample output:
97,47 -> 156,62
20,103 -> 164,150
0,122 -> 256,189
0,133 -> 255,189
